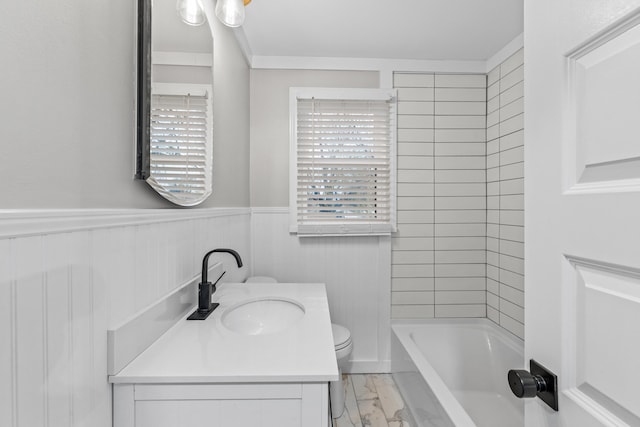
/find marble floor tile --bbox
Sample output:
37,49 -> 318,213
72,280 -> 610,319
334,375 -> 363,427
351,374 -> 378,400
371,374 -> 406,421
357,398 -> 389,427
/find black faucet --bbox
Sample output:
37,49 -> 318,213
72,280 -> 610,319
187,248 -> 243,320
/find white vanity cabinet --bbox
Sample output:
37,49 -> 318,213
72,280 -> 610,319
108,283 -> 338,427
113,382 -> 329,427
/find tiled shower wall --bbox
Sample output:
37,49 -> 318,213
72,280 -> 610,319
487,49 -> 525,339
392,73 -> 488,319
392,51 -> 525,340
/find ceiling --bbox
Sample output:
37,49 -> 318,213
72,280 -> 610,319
240,0 -> 523,61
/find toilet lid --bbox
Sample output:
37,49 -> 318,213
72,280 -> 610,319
332,323 -> 351,349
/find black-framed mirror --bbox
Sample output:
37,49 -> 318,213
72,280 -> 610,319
135,0 -> 214,206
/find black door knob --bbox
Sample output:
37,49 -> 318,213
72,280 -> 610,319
507,360 -> 559,412
508,369 -> 547,398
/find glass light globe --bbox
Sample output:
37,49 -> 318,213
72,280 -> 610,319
215,0 -> 245,27
177,0 -> 207,26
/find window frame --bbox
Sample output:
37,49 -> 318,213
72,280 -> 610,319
289,87 -> 397,236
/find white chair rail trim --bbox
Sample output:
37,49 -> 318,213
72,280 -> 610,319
0,208 -> 251,239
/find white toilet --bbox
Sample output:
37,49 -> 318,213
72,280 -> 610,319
244,276 -> 353,418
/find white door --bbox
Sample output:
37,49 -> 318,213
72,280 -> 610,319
525,0 -> 640,425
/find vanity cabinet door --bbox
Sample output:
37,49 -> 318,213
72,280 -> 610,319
136,399 -> 301,427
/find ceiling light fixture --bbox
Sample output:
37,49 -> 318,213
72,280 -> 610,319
215,0 -> 251,28
177,0 -> 207,26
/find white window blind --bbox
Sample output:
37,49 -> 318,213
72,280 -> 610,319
148,87 -> 212,206
290,88 -> 397,236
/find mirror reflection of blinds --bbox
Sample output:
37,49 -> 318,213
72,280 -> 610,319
150,93 -> 208,195
296,98 -> 392,229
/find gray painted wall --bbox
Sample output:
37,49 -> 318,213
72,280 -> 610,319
249,69 -> 379,207
0,0 -> 249,208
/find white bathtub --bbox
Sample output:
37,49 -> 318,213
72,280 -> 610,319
391,319 -> 524,427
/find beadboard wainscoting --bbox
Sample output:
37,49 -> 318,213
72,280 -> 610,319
486,48 -> 525,339
250,208 -> 392,373
0,209 -> 250,427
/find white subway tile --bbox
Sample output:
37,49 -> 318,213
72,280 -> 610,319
435,277 -> 486,291
435,156 -> 486,170
500,314 -> 524,339
392,278 -> 435,291
397,210 -> 435,223
435,87 -> 486,102
488,66 -> 500,86
500,178 -> 524,195
398,128 -> 435,142
397,169 -> 434,183
500,194 -> 524,210
487,291 -> 500,309
500,240 -> 524,258
487,264 -> 500,281
398,183 -> 434,197
435,223 -> 486,237
500,96 -> 524,121
487,96 -> 500,114
398,114 -> 434,129
435,304 -> 486,318
435,115 -> 486,129
500,162 -> 524,180
398,142 -> 434,156
398,101 -> 435,115
487,152 -> 500,169
500,81 -> 524,106
435,129 -> 486,143
435,250 -> 486,264
398,155 -> 434,170
500,129 -> 524,150
395,223 -> 435,237
435,101 -> 486,116
500,299 -> 524,323
435,142 -> 486,156
501,64 -> 524,92
392,305 -> 434,319
394,73 -> 435,88
487,250 -> 500,266
435,264 -> 486,278
487,181 -> 500,196
397,196 -> 434,210
392,250 -> 434,264
500,48 -> 524,78
487,110 -> 500,127
487,81 -> 500,100
487,237 -> 499,252
487,305 -> 500,323
500,225 -> 524,242
500,269 -> 524,291
435,74 -> 486,88
487,195 -> 499,209
435,169 -> 486,183
392,291 -> 435,305
435,196 -> 486,210
500,210 -> 524,226
435,290 -> 486,304
487,208 -> 499,223
487,279 -> 500,296
487,223 -> 499,238
500,113 -> 524,137
435,183 -> 486,197
392,264 -> 434,279
487,124 -> 499,141
397,87 -> 434,101
500,284 -> 525,307
392,237 -> 434,251
487,139 -> 500,155
434,210 -> 486,223
500,146 -> 524,166
500,254 -> 525,275
435,236 -> 485,250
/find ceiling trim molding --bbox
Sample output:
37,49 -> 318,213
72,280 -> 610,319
249,55 -> 487,73
485,32 -> 524,73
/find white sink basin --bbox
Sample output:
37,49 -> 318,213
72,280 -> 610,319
221,297 -> 305,335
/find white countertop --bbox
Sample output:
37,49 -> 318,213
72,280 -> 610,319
109,283 -> 339,384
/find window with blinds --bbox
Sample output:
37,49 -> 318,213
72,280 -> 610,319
147,84 -> 212,206
290,88 -> 397,236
